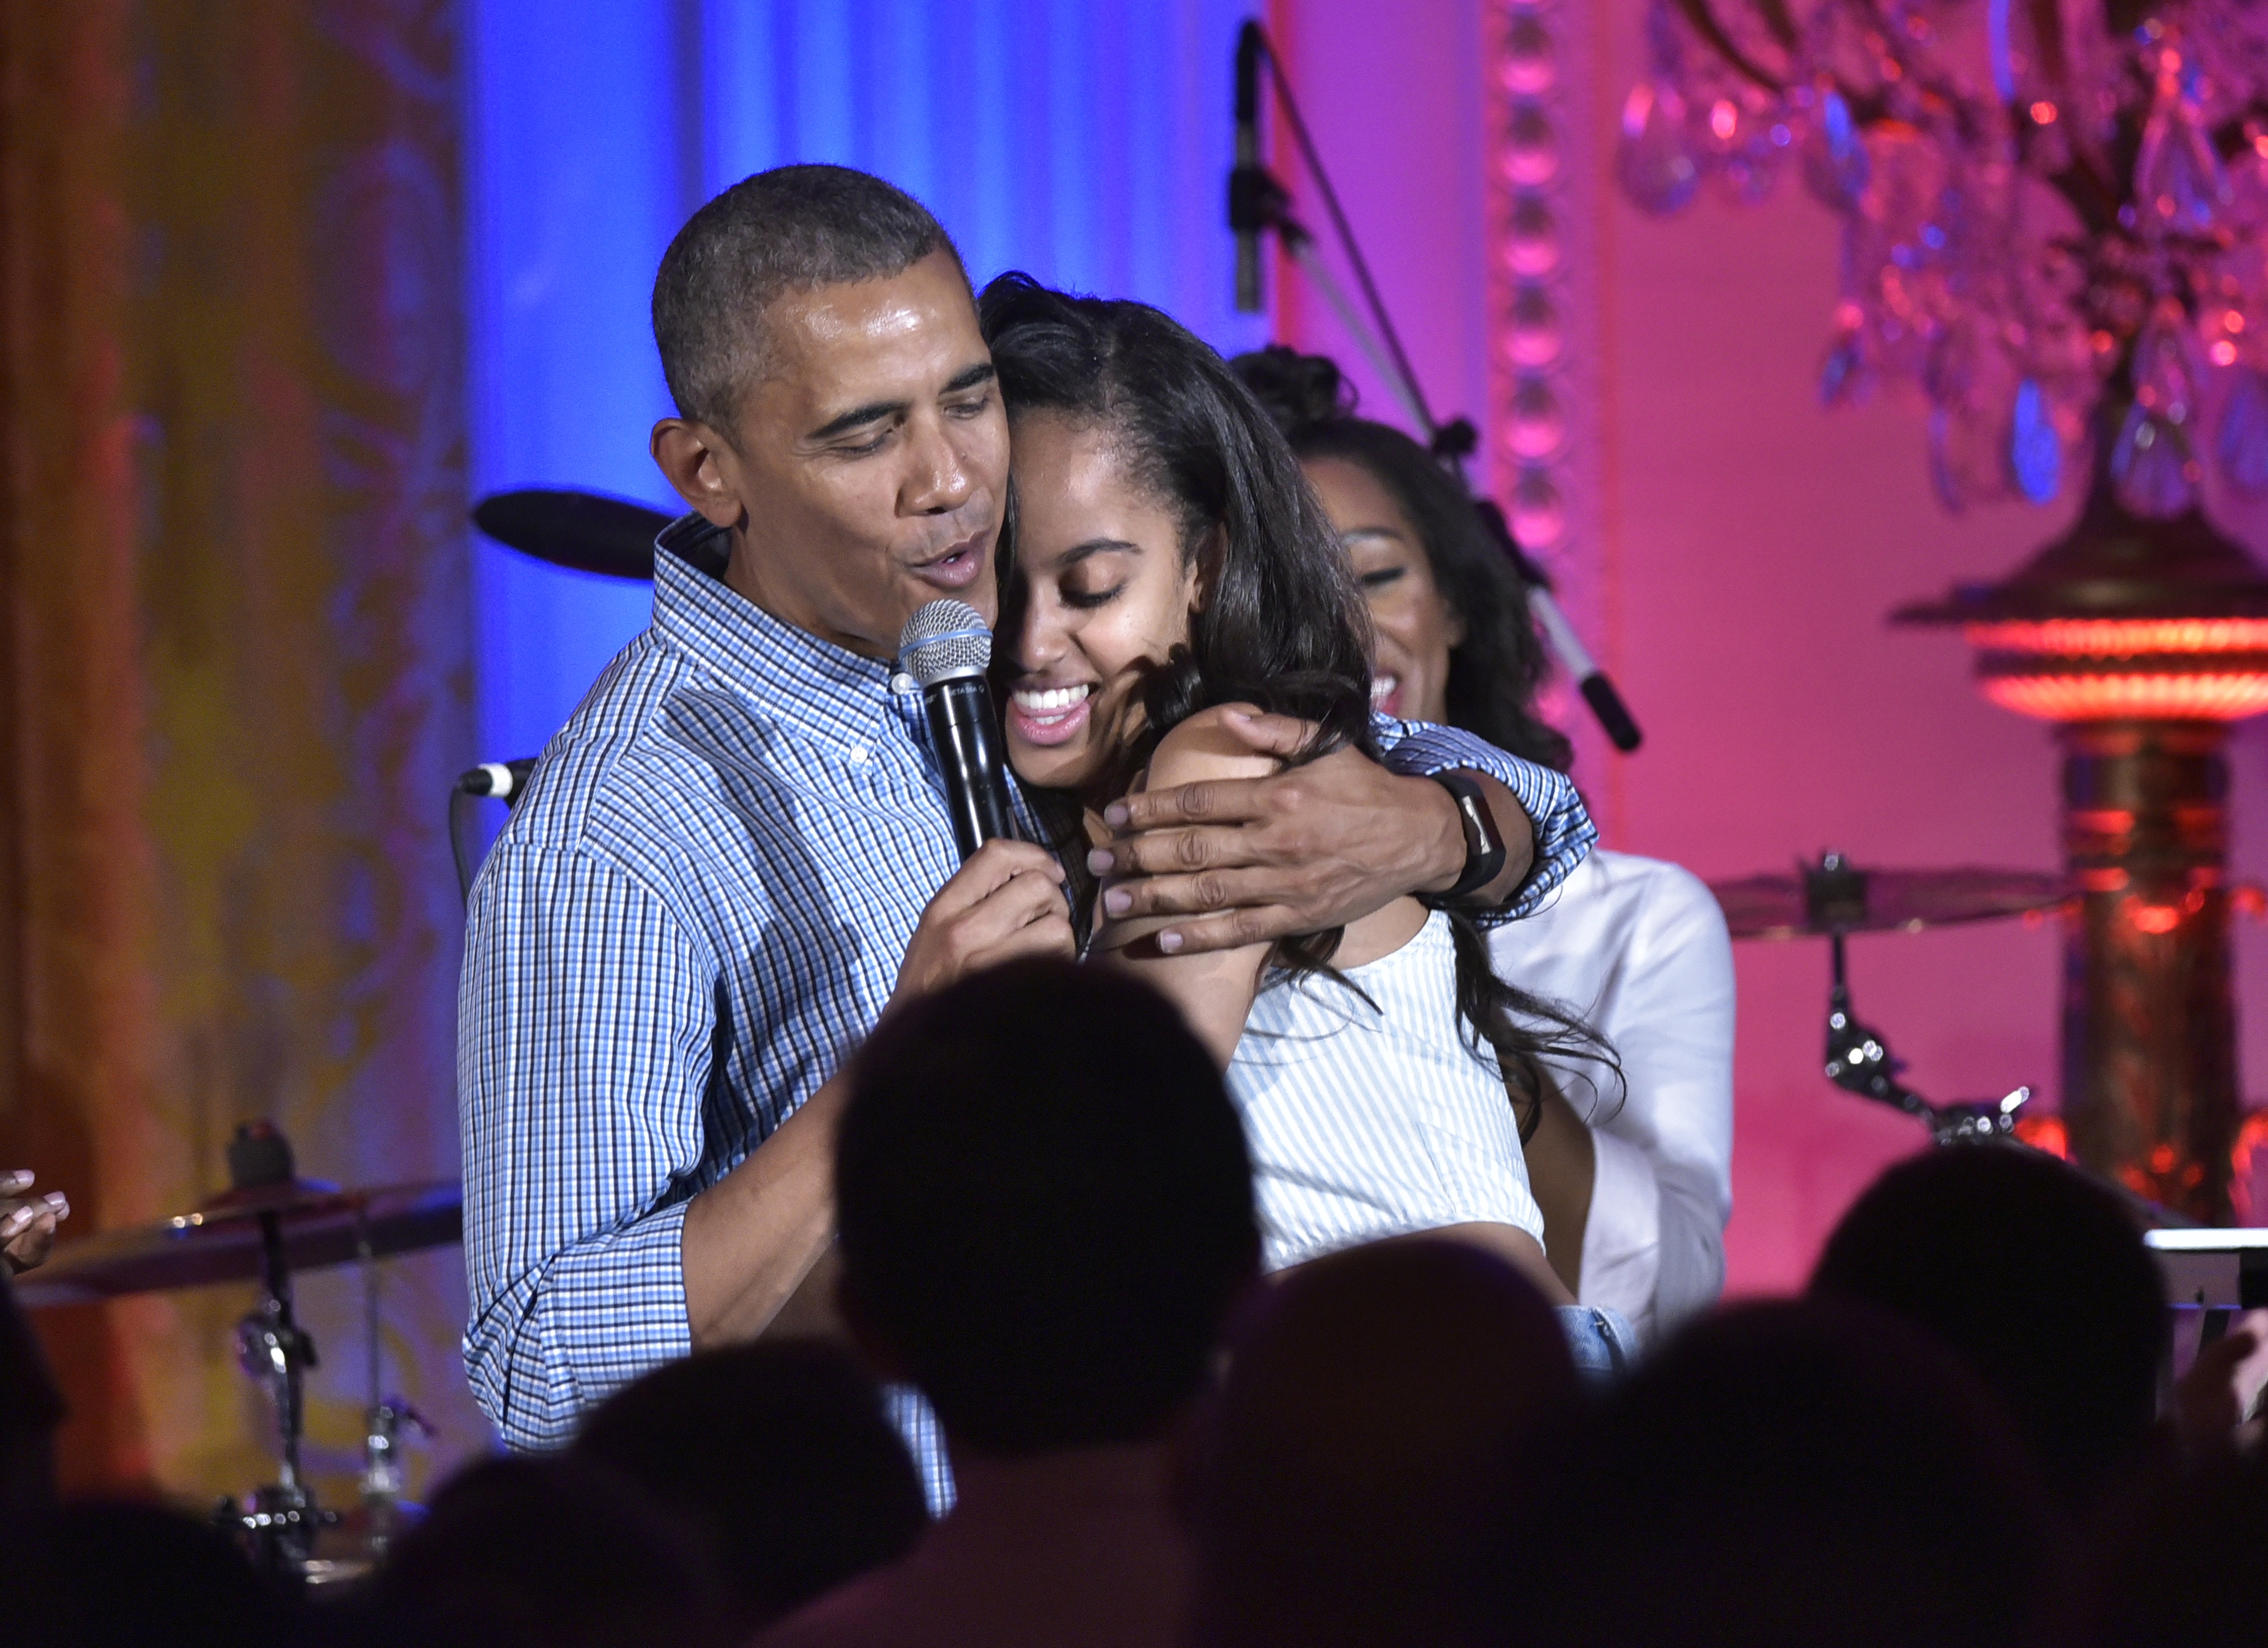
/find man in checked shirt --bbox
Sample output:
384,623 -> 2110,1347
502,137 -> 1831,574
457,165 -> 1595,1503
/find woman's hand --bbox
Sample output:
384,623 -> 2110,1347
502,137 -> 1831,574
2,1170 -> 70,1274
1087,708 -> 1534,956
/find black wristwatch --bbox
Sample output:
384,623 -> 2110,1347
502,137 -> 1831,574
1422,770 -> 1508,906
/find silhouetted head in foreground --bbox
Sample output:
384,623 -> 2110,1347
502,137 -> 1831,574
1189,1238 -> 1579,1648
574,1339 -> 927,1634
2065,1442 -> 2268,1647
1505,1299 -> 2055,1648
30,1498 -> 299,1648
363,1454 -> 722,1648
835,957 -> 1260,1456
1809,1142 -> 2167,1506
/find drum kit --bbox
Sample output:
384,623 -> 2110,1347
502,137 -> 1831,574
0,489 -> 2158,1583
16,1120 -> 459,1582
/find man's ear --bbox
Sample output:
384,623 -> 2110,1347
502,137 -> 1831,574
651,417 -> 746,530
834,1268 -> 915,1386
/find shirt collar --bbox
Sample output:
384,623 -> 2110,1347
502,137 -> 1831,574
649,513 -> 910,749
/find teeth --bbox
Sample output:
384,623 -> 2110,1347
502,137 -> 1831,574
1369,675 -> 1398,706
1014,683 -> 1094,713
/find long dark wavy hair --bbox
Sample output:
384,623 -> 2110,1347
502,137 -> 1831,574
980,272 -> 1607,1141
1232,345 -> 1573,775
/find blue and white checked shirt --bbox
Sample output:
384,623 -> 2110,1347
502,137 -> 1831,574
457,530 -> 1596,1507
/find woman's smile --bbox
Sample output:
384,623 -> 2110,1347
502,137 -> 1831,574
1006,680 -> 1095,746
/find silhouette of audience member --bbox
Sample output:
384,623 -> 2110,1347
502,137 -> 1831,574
1505,1300 -> 2056,1648
756,958 -> 1261,1648
1808,1144 -> 2167,1507
2065,1443 -> 2268,1648
0,1271 -> 62,1536
573,1339 -> 927,1634
1188,1238 -> 1578,1648
356,1454 -> 724,1648
33,1498 -> 301,1647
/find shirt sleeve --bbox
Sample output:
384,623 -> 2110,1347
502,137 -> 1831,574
1372,714 -> 1596,923
457,842 -> 718,1450
1587,864 -> 1737,1333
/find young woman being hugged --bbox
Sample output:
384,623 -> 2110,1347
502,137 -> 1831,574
981,275 -> 1614,1315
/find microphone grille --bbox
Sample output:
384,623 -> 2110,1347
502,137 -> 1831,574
898,598 -> 993,686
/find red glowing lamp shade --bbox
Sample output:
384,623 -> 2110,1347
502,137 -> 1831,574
1965,618 -> 2268,722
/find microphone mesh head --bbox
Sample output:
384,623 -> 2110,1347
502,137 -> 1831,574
898,598 -> 993,686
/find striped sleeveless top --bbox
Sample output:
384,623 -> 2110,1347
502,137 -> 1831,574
1224,908 -> 1546,1272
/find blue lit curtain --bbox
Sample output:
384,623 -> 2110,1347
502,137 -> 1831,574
465,0 -> 1269,763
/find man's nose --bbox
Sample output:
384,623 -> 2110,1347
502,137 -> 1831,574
903,414 -> 973,515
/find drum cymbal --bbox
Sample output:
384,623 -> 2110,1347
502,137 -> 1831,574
1710,858 -> 2071,941
471,488 -> 668,580
14,1179 -> 462,1309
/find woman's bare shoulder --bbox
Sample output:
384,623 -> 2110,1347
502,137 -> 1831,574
1142,703 -> 1280,789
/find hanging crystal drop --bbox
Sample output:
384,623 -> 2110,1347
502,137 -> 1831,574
2227,122 -> 2268,229
2133,75 -> 2230,234
1803,88 -> 1871,211
2218,368 -> 2268,495
1819,327 -> 1869,407
1617,81 -> 1701,215
2132,311 -> 2200,426
2110,402 -> 2200,517
1932,398 -> 2019,512
2009,379 -> 2062,504
1928,407 -> 1971,512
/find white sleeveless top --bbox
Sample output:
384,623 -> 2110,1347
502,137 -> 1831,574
1225,909 -> 1546,1272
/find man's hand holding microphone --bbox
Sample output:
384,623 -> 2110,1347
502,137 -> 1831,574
889,598 -> 1076,1010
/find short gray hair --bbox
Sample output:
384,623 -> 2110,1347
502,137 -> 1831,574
652,164 -> 964,430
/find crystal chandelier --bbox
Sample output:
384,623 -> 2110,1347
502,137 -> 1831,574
1618,0 -> 2268,516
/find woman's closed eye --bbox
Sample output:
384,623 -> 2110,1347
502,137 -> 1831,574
1360,564 -> 1408,591
1062,579 -> 1129,611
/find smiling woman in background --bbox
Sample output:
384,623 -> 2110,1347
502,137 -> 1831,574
1236,347 -> 1735,1344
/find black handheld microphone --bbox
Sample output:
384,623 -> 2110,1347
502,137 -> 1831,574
1231,21 -> 1266,312
899,599 -> 1017,861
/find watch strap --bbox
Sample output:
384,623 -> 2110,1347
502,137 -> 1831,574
1424,770 -> 1507,905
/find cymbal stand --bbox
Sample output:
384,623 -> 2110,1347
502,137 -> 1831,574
1820,931 -> 2215,1235
1824,930 -> 2030,1145
355,1213 -> 431,1558
227,1209 -> 326,1573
